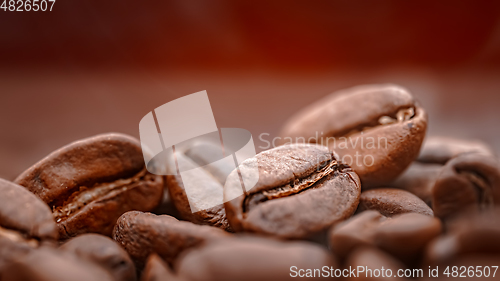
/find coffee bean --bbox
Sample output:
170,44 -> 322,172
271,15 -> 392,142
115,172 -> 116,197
166,141 -> 234,230
345,247 -> 408,281
418,136 -> 494,164
432,152 -> 500,221
329,211 -> 441,263
0,178 -> 58,271
357,188 -> 433,217
140,254 -> 178,281
279,84 -> 427,187
15,133 -> 164,239
113,211 -> 229,270
60,233 -> 136,281
389,162 -> 441,206
425,207 -> 500,265
1,248 -> 115,281
329,210 -> 387,259
174,236 -> 336,281
224,144 -> 361,239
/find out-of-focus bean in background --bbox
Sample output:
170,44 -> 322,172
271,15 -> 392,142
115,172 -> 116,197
1,0 -> 499,180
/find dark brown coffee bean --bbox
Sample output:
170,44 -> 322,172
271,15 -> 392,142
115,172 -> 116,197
425,208 -> 500,265
140,254 -> 179,281
389,162 -> 441,206
15,133 -> 164,239
345,247 -> 408,281
166,141 -> 234,230
279,84 -> 427,187
60,233 -> 136,281
224,144 -> 361,239
418,136 -> 494,164
1,248 -> 114,281
0,178 -> 58,271
329,210 -> 387,259
357,188 -> 433,217
174,236 -> 336,281
432,152 -> 500,221
113,211 -> 229,270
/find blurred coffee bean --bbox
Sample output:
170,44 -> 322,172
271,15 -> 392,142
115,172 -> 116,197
60,233 -> 136,281
432,152 -> 500,221
330,211 -> 441,264
279,84 -> 427,187
345,247 -> 409,281
1,248 -> 114,281
357,188 -> 433,217
167,141 -> 234,230
224,144 -> 360,239
113,211 -> 229,270
140,254 -> 179,281
375,213 -> 441,264
389,162 -> 441,206
426,208 -> 500,265
15,133 -> 164,239
329,211 -> 387,260
174,236 -> 336,281
0,178 -> 57,271
418,136 -> 495,164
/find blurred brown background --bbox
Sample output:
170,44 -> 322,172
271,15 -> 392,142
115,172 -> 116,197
1,0 -> 500,180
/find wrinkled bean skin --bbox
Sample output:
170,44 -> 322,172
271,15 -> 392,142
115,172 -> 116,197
175,236 -> 337,281
14,133 -> 164,239
113,211 -> 229,270
432,153 -> 500,221
0,178 -> 58,272
357,188 -> 433,217
60,233 -> 136,281
279,84 -> 427,187
224,144 -> 361,239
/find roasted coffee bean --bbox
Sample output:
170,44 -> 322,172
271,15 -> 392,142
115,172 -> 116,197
140,254 -> 179,281
224,144 -> 361,239
329,211 -> 441,263
418,136 -> 494,164
1,248 -> 114,281
174,236 -> 336,281
60,233 -> 136,281
345,247 -> 408,281
357,188 -> 433,217
166,141 -> 234,230
0,178 -> 58,271
15,133 -> 164,239
390,137 -> 495,206
329,210 -> 387,259
388,162 -> 441,206
279,84 -> 427,187
113,211 -> 229,270
432,152 -> 500,221
425,208 -> 500,265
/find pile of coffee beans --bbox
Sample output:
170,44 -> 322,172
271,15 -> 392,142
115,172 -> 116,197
0,84 -> 498,280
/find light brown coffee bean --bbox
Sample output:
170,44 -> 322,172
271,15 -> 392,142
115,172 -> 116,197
113,211 -> 229,270
140,254 -> 181,281
357,188 -> 434,217
60,233 -> 136,281
174,236 -> 337,281
389,162 -> 441,206
432,152 -> 500,221
15,133 -> 164,239
224,144 -> 361,239
279,84 -> 427,187
345,247 -> 409,281
418,136 -> 495,164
